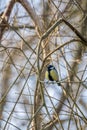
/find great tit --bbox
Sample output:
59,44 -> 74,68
45,65 -> 61,86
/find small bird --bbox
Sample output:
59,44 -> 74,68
45,65 -> 61,86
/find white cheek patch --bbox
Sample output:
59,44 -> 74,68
50,66 -> 55,70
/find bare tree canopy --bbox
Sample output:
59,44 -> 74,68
0,0 -> 87,130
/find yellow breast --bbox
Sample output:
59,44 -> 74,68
50,69 -> 58,81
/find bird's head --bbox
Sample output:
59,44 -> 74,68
47,65 -> 55,71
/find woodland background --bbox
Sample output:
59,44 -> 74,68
0,0 -> 87,130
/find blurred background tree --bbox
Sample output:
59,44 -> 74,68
0,0 -> 87,130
